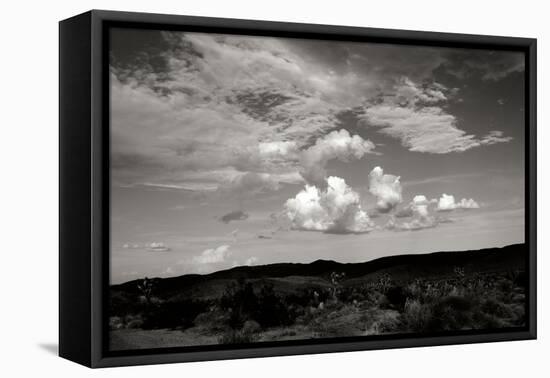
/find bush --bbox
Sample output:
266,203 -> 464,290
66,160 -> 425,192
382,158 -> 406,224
481,298 -> 515,318
255,284 -> 295,327
220,280 -> 259,329
218,328 -> 259,344
427,296 -> 477,331
220,281 -> 297,329
385,285 -> 408,311
124,314 -> 145,329
242,320 -> 261,334
109,316 -> 123,330
400,299 -> 432,332
141,299 -> 208,330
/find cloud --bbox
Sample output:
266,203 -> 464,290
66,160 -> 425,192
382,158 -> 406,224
395,195 -> 433,218
109,31 -> 331,192
360,78 -> 513,154
390,192 -> 478,230
284,176 -> 373,233
398,216 -> 437,231
388,195 -> 436,231
363,105 -> 512,154
244,256 -> 259,266
394,207 -> 414,218
368,166 -> 402,213
193,245 -> 231,264
219,210 -> 249,223
443,50 -> 525,81
300,129 -> 375,185
258,141 -> 299,159
110,31 -> 519,194
147,242 -> 170,252
436,194 -> 480,212
479,130 -> 513,146
222,172 -> 282,194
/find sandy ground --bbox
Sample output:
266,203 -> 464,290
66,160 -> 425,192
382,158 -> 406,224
110,328 -> 219,350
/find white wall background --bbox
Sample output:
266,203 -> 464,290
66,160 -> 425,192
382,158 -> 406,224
1,0 -> 546,376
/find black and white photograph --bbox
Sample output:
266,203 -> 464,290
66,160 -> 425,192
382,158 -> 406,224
107,27 -> 528,351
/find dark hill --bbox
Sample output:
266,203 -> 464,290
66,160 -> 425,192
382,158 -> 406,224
111,243 -> 526,297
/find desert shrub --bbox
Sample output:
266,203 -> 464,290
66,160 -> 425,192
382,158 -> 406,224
220,280 -> 259,329
497,278 -> 513,291
377,273 -> 392,293
400,299 -> 432,332
363,289 -> 386,306
256,284 -> 296,327
218,328 -> 259,344
373,311 -> 401,334
385,285 -> 408,311
141,299 -> 208,330
193,309 -> 228,332
329,272 -> 346,300
474,313 -> 508,329
427,295 -> 477,331
339,286 -> 367,304
496,279 -> 515,302
513,271 -> 527,287
219,281 -> 297,329
242,320 -> 261,334
110,291 -> 141,316
124,314 -> 144,329
481,297 -> 515,319
285,290 -> 313,307
109,316 -> 124,330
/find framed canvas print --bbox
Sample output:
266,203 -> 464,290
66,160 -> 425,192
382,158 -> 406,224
59,10 -> 537,368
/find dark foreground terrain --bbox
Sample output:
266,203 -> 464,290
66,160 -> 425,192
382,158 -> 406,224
109,244 -> 527,351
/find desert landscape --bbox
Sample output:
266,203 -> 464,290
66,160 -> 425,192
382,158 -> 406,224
109,243 -> 526,350
108,28 -> 527,352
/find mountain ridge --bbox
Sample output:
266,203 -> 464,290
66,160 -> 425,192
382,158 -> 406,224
111,243 -> 526,295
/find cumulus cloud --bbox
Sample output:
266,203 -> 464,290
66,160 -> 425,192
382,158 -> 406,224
398,216 -> 437,231
368,166 -> 402,213
389,192 -> 479,231
394,207 -> 414,218
388,195 -> 437,231
299,129 -> 375,185
193,245 -> 231,264
219,210 -> 249,223
244,257 -> 259,266
285,176 -> 373,233
436,194 -> 480,212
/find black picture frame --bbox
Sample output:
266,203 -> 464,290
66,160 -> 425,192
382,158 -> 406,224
59,9 -> 537,368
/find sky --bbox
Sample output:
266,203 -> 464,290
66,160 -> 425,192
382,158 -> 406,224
109,27 -> 525,284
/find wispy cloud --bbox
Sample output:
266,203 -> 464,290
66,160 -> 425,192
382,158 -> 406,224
111,31 -> 518,193
359,78 -> 512,154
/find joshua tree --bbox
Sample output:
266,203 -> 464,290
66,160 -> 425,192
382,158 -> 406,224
330,272 -> 346,301
377,273 -> 392,293
454,266 -> 466,278
137,277 -> 154,305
